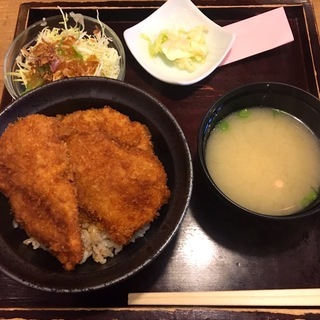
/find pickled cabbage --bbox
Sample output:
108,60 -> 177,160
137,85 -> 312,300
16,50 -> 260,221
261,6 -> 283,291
142,26 -> 208,72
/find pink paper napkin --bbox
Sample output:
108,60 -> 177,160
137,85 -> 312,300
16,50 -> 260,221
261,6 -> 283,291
220,7 -> 294,65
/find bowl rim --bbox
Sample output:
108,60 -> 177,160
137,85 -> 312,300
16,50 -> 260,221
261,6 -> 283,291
4,13 -> 126,100
198,81 -> 320,220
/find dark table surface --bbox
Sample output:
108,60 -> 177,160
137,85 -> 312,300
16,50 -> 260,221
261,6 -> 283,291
1,0 -> 320,319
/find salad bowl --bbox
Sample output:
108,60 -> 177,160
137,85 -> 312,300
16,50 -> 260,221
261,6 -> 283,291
123,0 -> 235,85
4,13 -> 126,99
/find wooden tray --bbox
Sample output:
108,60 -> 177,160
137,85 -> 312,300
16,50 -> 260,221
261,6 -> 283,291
1,1 -> 320,318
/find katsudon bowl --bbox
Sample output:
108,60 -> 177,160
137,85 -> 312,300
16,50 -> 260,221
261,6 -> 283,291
0,77 -> 193,292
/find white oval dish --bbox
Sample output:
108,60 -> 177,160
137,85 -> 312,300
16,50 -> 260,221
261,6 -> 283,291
123,0 -> 235,85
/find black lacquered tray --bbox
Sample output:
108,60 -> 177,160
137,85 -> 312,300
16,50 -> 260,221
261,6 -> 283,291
1,1 -> 320,319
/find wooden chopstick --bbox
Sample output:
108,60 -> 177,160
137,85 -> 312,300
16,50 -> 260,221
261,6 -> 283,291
128,288 -> 320,306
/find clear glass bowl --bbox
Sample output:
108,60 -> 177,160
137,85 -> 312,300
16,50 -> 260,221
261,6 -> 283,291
4,14 -> 126,99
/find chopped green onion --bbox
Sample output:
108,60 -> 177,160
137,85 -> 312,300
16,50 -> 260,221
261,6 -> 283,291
272,109 -> 282,117
238,109 -> 250,118
217,120 -> 229,131
301,187 -> 318,208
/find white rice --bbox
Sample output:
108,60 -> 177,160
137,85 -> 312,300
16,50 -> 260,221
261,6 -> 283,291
80,222 -> 123,264
21,222 -> 150,265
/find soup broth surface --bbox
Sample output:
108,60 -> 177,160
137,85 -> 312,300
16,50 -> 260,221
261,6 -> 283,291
205,107 -> 320,216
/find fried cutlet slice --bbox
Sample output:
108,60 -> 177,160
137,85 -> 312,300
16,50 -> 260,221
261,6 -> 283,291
58,106 -> 153,152
0,114 -> 83,270
59,107 -> 170,245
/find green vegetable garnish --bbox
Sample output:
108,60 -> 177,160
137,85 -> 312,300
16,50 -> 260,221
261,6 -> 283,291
238,109 -> 250,118
301,187 -> 318,208
272,109 -> 282,117
217,120 -> 229,131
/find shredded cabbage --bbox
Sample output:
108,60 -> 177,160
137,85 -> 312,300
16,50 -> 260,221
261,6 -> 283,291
10,8 -> 121,92
142,26 -> 208,72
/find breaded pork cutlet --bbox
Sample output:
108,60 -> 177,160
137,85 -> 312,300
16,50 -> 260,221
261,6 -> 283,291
0,115 -> 83,270
59,107 -> 170,245
58,106 -> 153,152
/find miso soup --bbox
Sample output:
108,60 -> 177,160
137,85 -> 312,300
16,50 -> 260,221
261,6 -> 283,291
205,107 -> 320,216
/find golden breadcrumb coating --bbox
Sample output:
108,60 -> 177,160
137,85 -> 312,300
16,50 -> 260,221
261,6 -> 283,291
0,114 -> 83,270
59,107 -> 170,245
